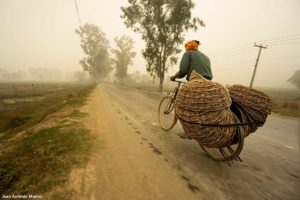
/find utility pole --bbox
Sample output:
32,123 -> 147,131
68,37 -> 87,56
250,43 -> 267,88
74,0 -> 82,27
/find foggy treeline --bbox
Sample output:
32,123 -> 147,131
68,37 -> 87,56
0,68 -> 87,82
0,67 -> 153,84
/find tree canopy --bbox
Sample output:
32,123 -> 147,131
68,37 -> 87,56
75,23 -> 112,82
288,69 -> 300,89
113,35 -> 136,84
121,0 -> 204,92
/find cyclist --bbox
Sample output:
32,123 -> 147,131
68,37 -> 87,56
170,40 -> 213,139
170,40 -> 213,81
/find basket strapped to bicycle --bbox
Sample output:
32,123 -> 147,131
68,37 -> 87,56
174,71 -> 272,149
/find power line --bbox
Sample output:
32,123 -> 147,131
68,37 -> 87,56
263,37 -> 300,45
259,65 -> 300,68
208,44 -> 252,56
217,64 -> 300,72
212,48 -> 255,61
261,56 -> 300,61
207,33 -> 300,56
74,0 -> 82,27
268,41 -> 300,46
256,33 -> 300,44
214,58 -> 254,65
217,66 -> 251,72
210,47 -> 253,57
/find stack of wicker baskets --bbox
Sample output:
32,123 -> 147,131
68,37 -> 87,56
175,71 -> 237,148
228,85 -> 272,137
175,71 -> 272,148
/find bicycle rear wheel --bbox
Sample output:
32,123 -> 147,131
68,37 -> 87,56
198,113 -> 245,162
158,96 -> 177,131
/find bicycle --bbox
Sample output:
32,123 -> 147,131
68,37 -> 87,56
158,79 -> 245,164
158,80 -> 185,131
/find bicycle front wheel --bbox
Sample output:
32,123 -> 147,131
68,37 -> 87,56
158,96 -> 177,131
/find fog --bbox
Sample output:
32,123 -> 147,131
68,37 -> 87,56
0,0 -> 299,88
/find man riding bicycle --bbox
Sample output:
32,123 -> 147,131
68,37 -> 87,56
170,40 -> 213,139
170,40 -> 213,81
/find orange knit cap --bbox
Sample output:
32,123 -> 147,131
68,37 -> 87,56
184,40 -> 200,50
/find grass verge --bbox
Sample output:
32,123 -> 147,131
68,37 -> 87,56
0,84 -> 94,139
0,83 -> 96,196
259,87 -> 300,118
0,126 -> 95,195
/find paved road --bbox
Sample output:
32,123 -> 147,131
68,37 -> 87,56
81,84 -> 300,200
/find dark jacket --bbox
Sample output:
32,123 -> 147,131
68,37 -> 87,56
175,50 -> 213,80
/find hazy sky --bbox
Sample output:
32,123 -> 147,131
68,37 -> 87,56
0,0 -> 300,88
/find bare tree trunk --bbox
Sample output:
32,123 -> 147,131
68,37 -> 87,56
159,64 -> 165,93
159,75 -> 164,93
159,45 -> 167,93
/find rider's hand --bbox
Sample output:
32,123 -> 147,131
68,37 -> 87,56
170,76 -> 176,81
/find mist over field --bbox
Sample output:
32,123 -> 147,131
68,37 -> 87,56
0,0 -> 299,89
0,68 -> 84,82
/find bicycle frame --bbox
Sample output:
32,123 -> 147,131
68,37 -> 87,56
164,80 -> 186,114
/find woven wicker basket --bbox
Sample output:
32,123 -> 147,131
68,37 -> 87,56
229,85 -> 272,136
175,71 -> 272,148
175,71 -> 236,148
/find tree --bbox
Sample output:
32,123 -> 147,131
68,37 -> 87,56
74,71 -> 87,82
113,35 -> 136,84
75,23 -> 112,82
121,0 -> 204,92
0,69 -> 26,81
288,69 -> 300,89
